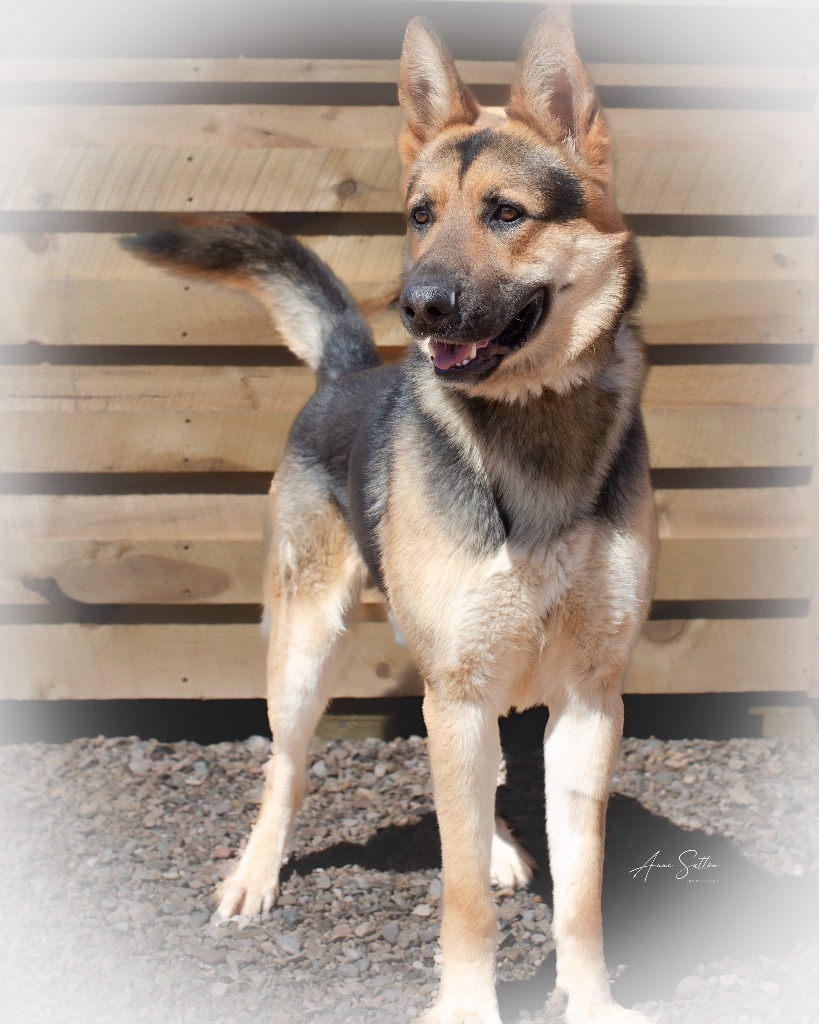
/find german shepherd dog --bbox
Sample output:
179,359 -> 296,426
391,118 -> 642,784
124,8 -> 657,1022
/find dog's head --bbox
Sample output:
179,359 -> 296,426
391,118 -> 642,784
397,8 -> 640,401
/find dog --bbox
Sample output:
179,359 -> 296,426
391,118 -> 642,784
123,8 -> 657,1022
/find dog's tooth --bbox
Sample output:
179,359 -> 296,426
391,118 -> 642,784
469,344 -> 477,360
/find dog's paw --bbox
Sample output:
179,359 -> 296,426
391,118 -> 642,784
490,816 -> 536,890
214,867 -> 279,920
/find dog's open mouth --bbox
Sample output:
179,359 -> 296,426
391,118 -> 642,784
428,289 -> 548,381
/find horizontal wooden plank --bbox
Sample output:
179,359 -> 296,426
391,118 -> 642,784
637,283 -> 814,347
0,617 -> 810,701
0,146 -> 812,216
653,487 -> 811,538
629,618 -> 811,694
3,279 -> 811,349
642,365 -> 811,408
2,363 -> 809,412
2,234 -> 812,349
643,410 -> 811,468
6,234 -> 813,283
1,489 -> 809,605
7,538 -> 809,603
2,107 -> 812,153
0,365 -> 811,472
0,59 -> 813,90
0,621 -> 419,700
3,407 -> 804,471
4,488 -> 808,544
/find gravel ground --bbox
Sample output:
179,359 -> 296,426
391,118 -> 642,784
1,731 -> 817,1024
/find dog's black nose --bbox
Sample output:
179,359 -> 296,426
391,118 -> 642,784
400,280 -> 458,333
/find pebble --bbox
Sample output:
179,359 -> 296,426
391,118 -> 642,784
676,975 -> 707,998
758,980 -> 780,997
0,733 -> 816,1024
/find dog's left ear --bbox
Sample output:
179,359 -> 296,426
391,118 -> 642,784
508,7 -> 610,173
398,16 -> 480,167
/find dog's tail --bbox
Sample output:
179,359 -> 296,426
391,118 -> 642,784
121,221 -> 380,384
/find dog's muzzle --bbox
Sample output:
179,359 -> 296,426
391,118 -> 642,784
426,289 -> 549,383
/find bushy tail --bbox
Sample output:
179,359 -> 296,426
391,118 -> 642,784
121,221 -> 380,384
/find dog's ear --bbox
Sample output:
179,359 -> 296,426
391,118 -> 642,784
398,16 -> 480,167
507,7 -> 610,172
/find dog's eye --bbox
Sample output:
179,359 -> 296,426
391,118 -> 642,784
494,204 -> 523,223
411,207 -> 431,226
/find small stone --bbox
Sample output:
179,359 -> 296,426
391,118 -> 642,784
210,981 -> 229,998
275,934 -> 301,956
729,783 -> 754,805
676,975 -> 707,998
412,904 -> 432,917
759,980 -> 780,997
193,946 -> 227,966
381,923 -> 400,945
245,735 -> 271,756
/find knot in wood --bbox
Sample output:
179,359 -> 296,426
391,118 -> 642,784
336,178 -> 358,199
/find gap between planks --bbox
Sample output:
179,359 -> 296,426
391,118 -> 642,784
0,60 -> 814,90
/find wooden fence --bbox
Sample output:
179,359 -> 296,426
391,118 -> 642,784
0,0 -> 817,703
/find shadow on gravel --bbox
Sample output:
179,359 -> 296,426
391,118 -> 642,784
496,791 -> 819,1018
281,754 -> 819,1019
281,812 -> 443,883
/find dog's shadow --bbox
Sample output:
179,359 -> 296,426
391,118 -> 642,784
496,790 -> 819,1015
280,765 -> 818,1015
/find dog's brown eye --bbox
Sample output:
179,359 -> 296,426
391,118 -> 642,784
496,204 -> 522,223
411,207 -> 430,225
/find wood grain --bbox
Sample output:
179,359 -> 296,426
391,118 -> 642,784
2,363 -> 809,411
3,234 -> 812,349
2,107 -> 811,152
0,146 -> 812,216
0,365 -> 811,472
5,233 -> 812,282
3,280 -> 811,349
0,617 -> 809,701
0,489 -> 810,605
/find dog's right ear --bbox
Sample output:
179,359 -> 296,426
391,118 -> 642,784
398,17 -> 480,167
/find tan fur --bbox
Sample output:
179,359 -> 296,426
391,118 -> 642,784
208,10 -> 657,1024
216,460 -> 367,919
388,12 -> 657,1024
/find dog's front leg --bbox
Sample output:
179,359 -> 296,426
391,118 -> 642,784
422,688 -> 503,1024
545,685 -> 652,1024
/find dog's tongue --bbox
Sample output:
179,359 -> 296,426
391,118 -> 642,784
431,341 -> 474,371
